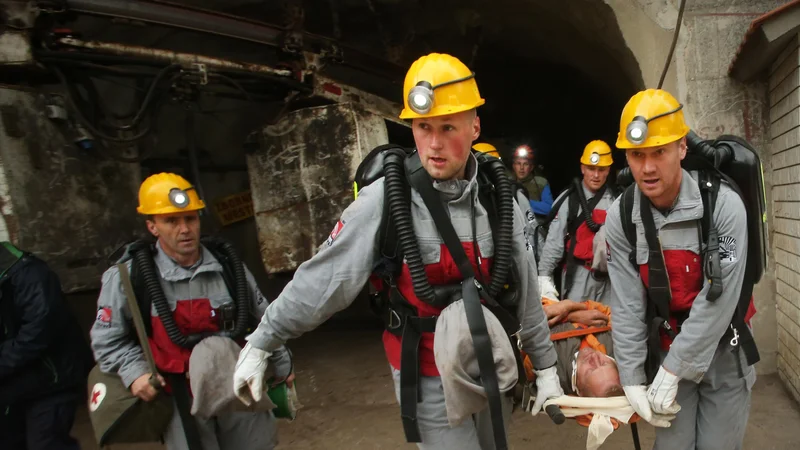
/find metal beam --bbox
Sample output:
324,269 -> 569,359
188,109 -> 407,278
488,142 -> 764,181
64,0 -> 403,82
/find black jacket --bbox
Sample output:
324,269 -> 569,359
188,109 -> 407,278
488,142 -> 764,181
0,254 -> 93,405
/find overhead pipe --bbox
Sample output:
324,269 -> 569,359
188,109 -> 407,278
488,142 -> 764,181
63,0 -> 402,81
55,37 -> 294,78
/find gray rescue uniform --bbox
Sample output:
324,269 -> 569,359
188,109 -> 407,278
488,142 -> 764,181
539,182 -> 615,302
90,242 -> 292,450
246,154 -> 557,450
605,170 -> 756,450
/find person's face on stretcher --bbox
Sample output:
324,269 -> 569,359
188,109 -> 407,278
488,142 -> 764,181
575,347 -> 621,397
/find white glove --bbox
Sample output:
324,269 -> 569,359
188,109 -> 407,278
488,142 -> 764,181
623,385 -> 676,428
531,366 -> 564,414
538,276 -> 559,300
233,342 -> 272,406
647,366 -> 681,415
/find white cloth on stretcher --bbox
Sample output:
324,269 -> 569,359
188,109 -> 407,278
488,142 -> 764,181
541,395 -> 636,450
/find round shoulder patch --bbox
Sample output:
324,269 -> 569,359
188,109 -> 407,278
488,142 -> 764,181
89,382 -> 107,412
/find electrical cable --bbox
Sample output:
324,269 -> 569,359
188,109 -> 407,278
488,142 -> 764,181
657,0 -> 687,89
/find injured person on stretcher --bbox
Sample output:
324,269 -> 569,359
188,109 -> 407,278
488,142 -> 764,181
525,298 -> 621,397
522,298 -> 639,450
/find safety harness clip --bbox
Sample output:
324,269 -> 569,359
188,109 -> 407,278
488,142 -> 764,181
730,324 -> 740,347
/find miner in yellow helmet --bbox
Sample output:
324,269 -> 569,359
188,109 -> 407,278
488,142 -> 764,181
91,172 -> 294,450
605,89 -> 757,449
536,140 -> 616,306
473,142 -> 500,159
233,53 -> 562,450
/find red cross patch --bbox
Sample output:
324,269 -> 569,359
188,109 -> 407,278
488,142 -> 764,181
89,383 -> 107,412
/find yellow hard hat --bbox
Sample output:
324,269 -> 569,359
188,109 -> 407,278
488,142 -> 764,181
580,140 -> 613,167
399,53 -> 485,119
616,89 -> 690,149
473,142 -> 500,158
137,172 -> 205,215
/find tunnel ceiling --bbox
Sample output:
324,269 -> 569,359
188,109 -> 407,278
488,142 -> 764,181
148,0 -> 644,103
55,0 -> 645,191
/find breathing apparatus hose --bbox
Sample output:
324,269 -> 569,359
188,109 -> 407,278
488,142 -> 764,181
383,150 -> 515,303
202,236 -> 252,340
574,179 -> 602,233
384,150 -> 436,302
481,159 -> 515,299
131,238 -> 250,348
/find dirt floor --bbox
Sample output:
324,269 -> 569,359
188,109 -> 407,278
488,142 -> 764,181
73,320 -> 800,450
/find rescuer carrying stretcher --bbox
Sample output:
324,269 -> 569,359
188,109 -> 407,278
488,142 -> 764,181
232,52 -> 563,450
606,88 -> 766,450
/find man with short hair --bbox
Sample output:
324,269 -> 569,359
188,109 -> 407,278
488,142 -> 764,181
537,140 -> 616,303
512,145 -> 553,216
605,89 -> 757,447
91,172 -> 293,450
524,298 -> 621,399
233,53 -> 562,450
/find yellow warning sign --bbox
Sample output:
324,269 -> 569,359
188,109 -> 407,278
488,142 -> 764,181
213,191 -> 254,226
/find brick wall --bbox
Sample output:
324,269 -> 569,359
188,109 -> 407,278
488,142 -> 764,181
770,32 -> 800,404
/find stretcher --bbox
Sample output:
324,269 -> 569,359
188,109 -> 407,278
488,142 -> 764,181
524,387 -> 642,450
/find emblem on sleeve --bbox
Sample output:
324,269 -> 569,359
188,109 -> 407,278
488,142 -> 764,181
326,219 -> 346,246
719,236 -> 737,263
95,306 -> 112,328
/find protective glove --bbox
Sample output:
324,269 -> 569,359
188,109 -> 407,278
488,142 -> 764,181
538,276 -> 559,300
647,366 -> 681,415
233,342 -> 272,406
623,385 -> 676,428
530,365 -> 564,414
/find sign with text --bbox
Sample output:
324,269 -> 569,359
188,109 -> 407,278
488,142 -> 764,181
214,191 -> 254,226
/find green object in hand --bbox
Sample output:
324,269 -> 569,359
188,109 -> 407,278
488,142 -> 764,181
267,378 -> 300,421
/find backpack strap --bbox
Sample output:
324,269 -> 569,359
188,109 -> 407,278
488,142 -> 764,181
697,171 -> 723,302
563,180 -> 606,296
619,184 -> 637,269
405,152 -> 511,450
638,189 -> 679,383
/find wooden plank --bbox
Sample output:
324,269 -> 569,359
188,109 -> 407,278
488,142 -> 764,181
772,127 -> 800,154
770,66 -> 800,106
770,35 -> 800,76
778,307 -> 800,344
774,183 -> 800,201
775,247 -> 800,271
771,145 -> 800,169
771,164 -> 800,185
770,86 -> 800,122
771,106 -> 800,138
770,43 -> 800,91
773,218 -> 800,237
776,233 -> 800,256
777,280 -> 800,311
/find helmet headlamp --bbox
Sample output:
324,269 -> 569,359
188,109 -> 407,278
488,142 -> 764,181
168,187 -> 194,209
407,72 -> 477,115
625,104 -> 684,146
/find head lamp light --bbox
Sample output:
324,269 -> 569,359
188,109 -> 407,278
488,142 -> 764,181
625,104 -> 684,146
407,73 -> 477,115
168,187 -> 194,209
